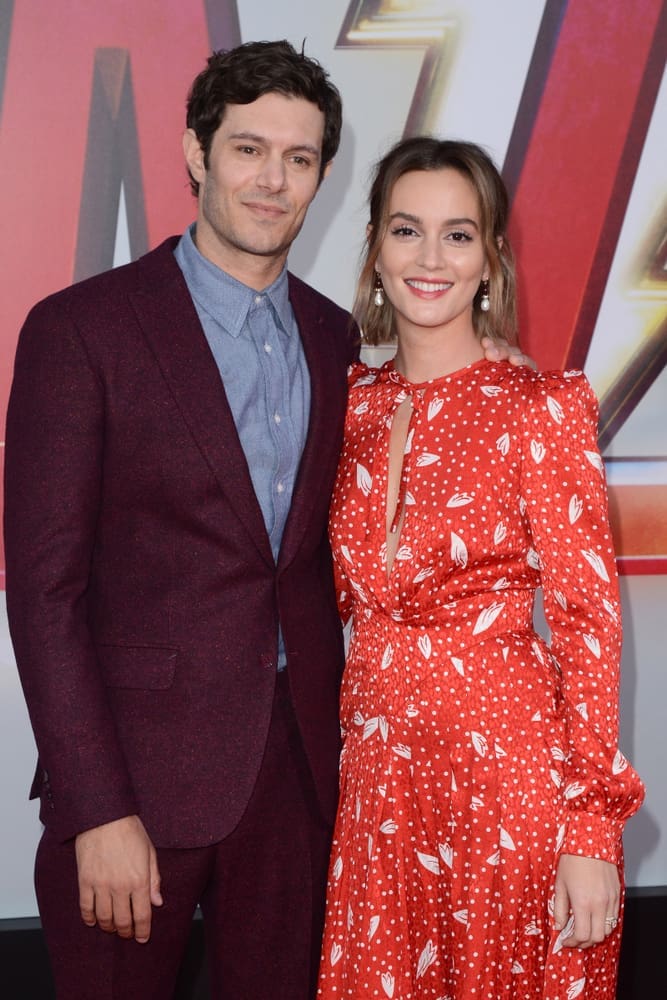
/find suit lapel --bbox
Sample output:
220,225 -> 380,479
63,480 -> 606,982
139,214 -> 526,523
131,244 -> 274,567
279,276 -> 342,568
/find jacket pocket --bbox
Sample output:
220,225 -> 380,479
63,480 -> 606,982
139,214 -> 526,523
97,643 -> 179,690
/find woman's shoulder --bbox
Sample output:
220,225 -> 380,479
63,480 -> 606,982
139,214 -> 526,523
491,365 -> 600,436
346,359 -> 385,388
491,363 -> 595,402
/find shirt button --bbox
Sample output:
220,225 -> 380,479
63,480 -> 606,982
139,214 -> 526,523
254,294 -> 263,304
264,342 -> 272,354
276,482 -> 285,494
274,413 -> 281,424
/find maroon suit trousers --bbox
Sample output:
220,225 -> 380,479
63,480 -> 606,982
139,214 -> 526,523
35,674 -> 333,999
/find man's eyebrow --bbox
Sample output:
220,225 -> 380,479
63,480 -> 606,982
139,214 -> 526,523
228,132 -> 321,158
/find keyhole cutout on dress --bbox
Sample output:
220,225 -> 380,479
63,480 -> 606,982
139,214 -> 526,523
385,395 -> 413,577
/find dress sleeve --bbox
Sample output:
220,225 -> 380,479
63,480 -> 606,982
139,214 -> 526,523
333,558 -> 354,626
519,370 -> 644,864
329,362 -> 372,625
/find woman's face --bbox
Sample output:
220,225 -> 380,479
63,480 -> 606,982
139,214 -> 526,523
375,167 -> 488,340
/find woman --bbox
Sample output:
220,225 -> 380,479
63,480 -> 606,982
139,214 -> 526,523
318,138 -> 644,999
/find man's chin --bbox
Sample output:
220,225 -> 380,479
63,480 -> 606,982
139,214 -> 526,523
236,233 -> 298,260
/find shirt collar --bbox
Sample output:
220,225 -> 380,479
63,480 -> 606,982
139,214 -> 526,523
175,223 -> 293,338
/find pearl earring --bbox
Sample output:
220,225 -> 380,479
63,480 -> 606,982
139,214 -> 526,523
480,279 -> 490,312
373,270 -> 384,307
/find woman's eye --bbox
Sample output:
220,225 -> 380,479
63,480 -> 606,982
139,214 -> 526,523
391,225 -> 417,237
448,230 -> 473,243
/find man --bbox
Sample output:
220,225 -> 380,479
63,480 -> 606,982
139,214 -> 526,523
4,40 -> 525,1000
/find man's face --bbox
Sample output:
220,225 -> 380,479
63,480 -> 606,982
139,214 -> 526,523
183,92 -> 330,285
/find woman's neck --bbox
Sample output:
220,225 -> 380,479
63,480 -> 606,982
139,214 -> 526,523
393,324 -> 484,383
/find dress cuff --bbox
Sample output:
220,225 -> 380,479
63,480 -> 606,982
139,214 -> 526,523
562,811 -> 624,865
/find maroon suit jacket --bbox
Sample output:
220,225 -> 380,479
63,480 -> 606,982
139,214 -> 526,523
4,237 -> 358,846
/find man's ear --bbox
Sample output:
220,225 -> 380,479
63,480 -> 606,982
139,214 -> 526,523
183,129 -> 206,186
319,159 -> 334,186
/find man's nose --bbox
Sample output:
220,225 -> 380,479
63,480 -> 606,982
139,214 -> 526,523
256,154 -> 287,191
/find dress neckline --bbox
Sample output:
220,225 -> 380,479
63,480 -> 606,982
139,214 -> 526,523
379,356 -> 490,391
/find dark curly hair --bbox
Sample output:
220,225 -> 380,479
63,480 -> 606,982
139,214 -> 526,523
185,40 -> 343,194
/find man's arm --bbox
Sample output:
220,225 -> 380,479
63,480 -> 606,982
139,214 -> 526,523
481,335 -> 536,368
4,296 -> 137,835
4,296 -> 161,939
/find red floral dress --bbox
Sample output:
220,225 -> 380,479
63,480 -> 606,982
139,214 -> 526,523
318,359 -> 644,1000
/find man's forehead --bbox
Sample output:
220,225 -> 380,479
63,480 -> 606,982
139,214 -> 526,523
217,92 -> 325,146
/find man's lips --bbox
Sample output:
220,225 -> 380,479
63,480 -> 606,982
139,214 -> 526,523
243,199 -> 289,218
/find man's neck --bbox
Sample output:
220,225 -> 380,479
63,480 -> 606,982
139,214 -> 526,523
191,225 -> 287,291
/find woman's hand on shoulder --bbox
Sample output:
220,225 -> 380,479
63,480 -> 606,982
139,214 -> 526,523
554,853 -> 621,948
481,335 -> 536,369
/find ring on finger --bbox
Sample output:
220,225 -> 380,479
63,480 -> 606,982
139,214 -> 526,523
604,916 -> 618,930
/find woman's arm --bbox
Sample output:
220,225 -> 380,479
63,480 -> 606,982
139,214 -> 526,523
519,370 -> 644,946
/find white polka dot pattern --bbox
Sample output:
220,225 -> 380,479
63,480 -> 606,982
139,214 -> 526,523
317,359 -> 644,999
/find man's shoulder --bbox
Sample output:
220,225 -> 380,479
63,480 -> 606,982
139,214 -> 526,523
286,271 -> 360,365
287,270 -> 352,324
32,237 -> 183,317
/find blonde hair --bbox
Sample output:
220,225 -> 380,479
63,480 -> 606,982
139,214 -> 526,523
354,137 -> 518,347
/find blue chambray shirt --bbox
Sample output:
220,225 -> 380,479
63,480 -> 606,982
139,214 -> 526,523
174,225 -> 311,669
